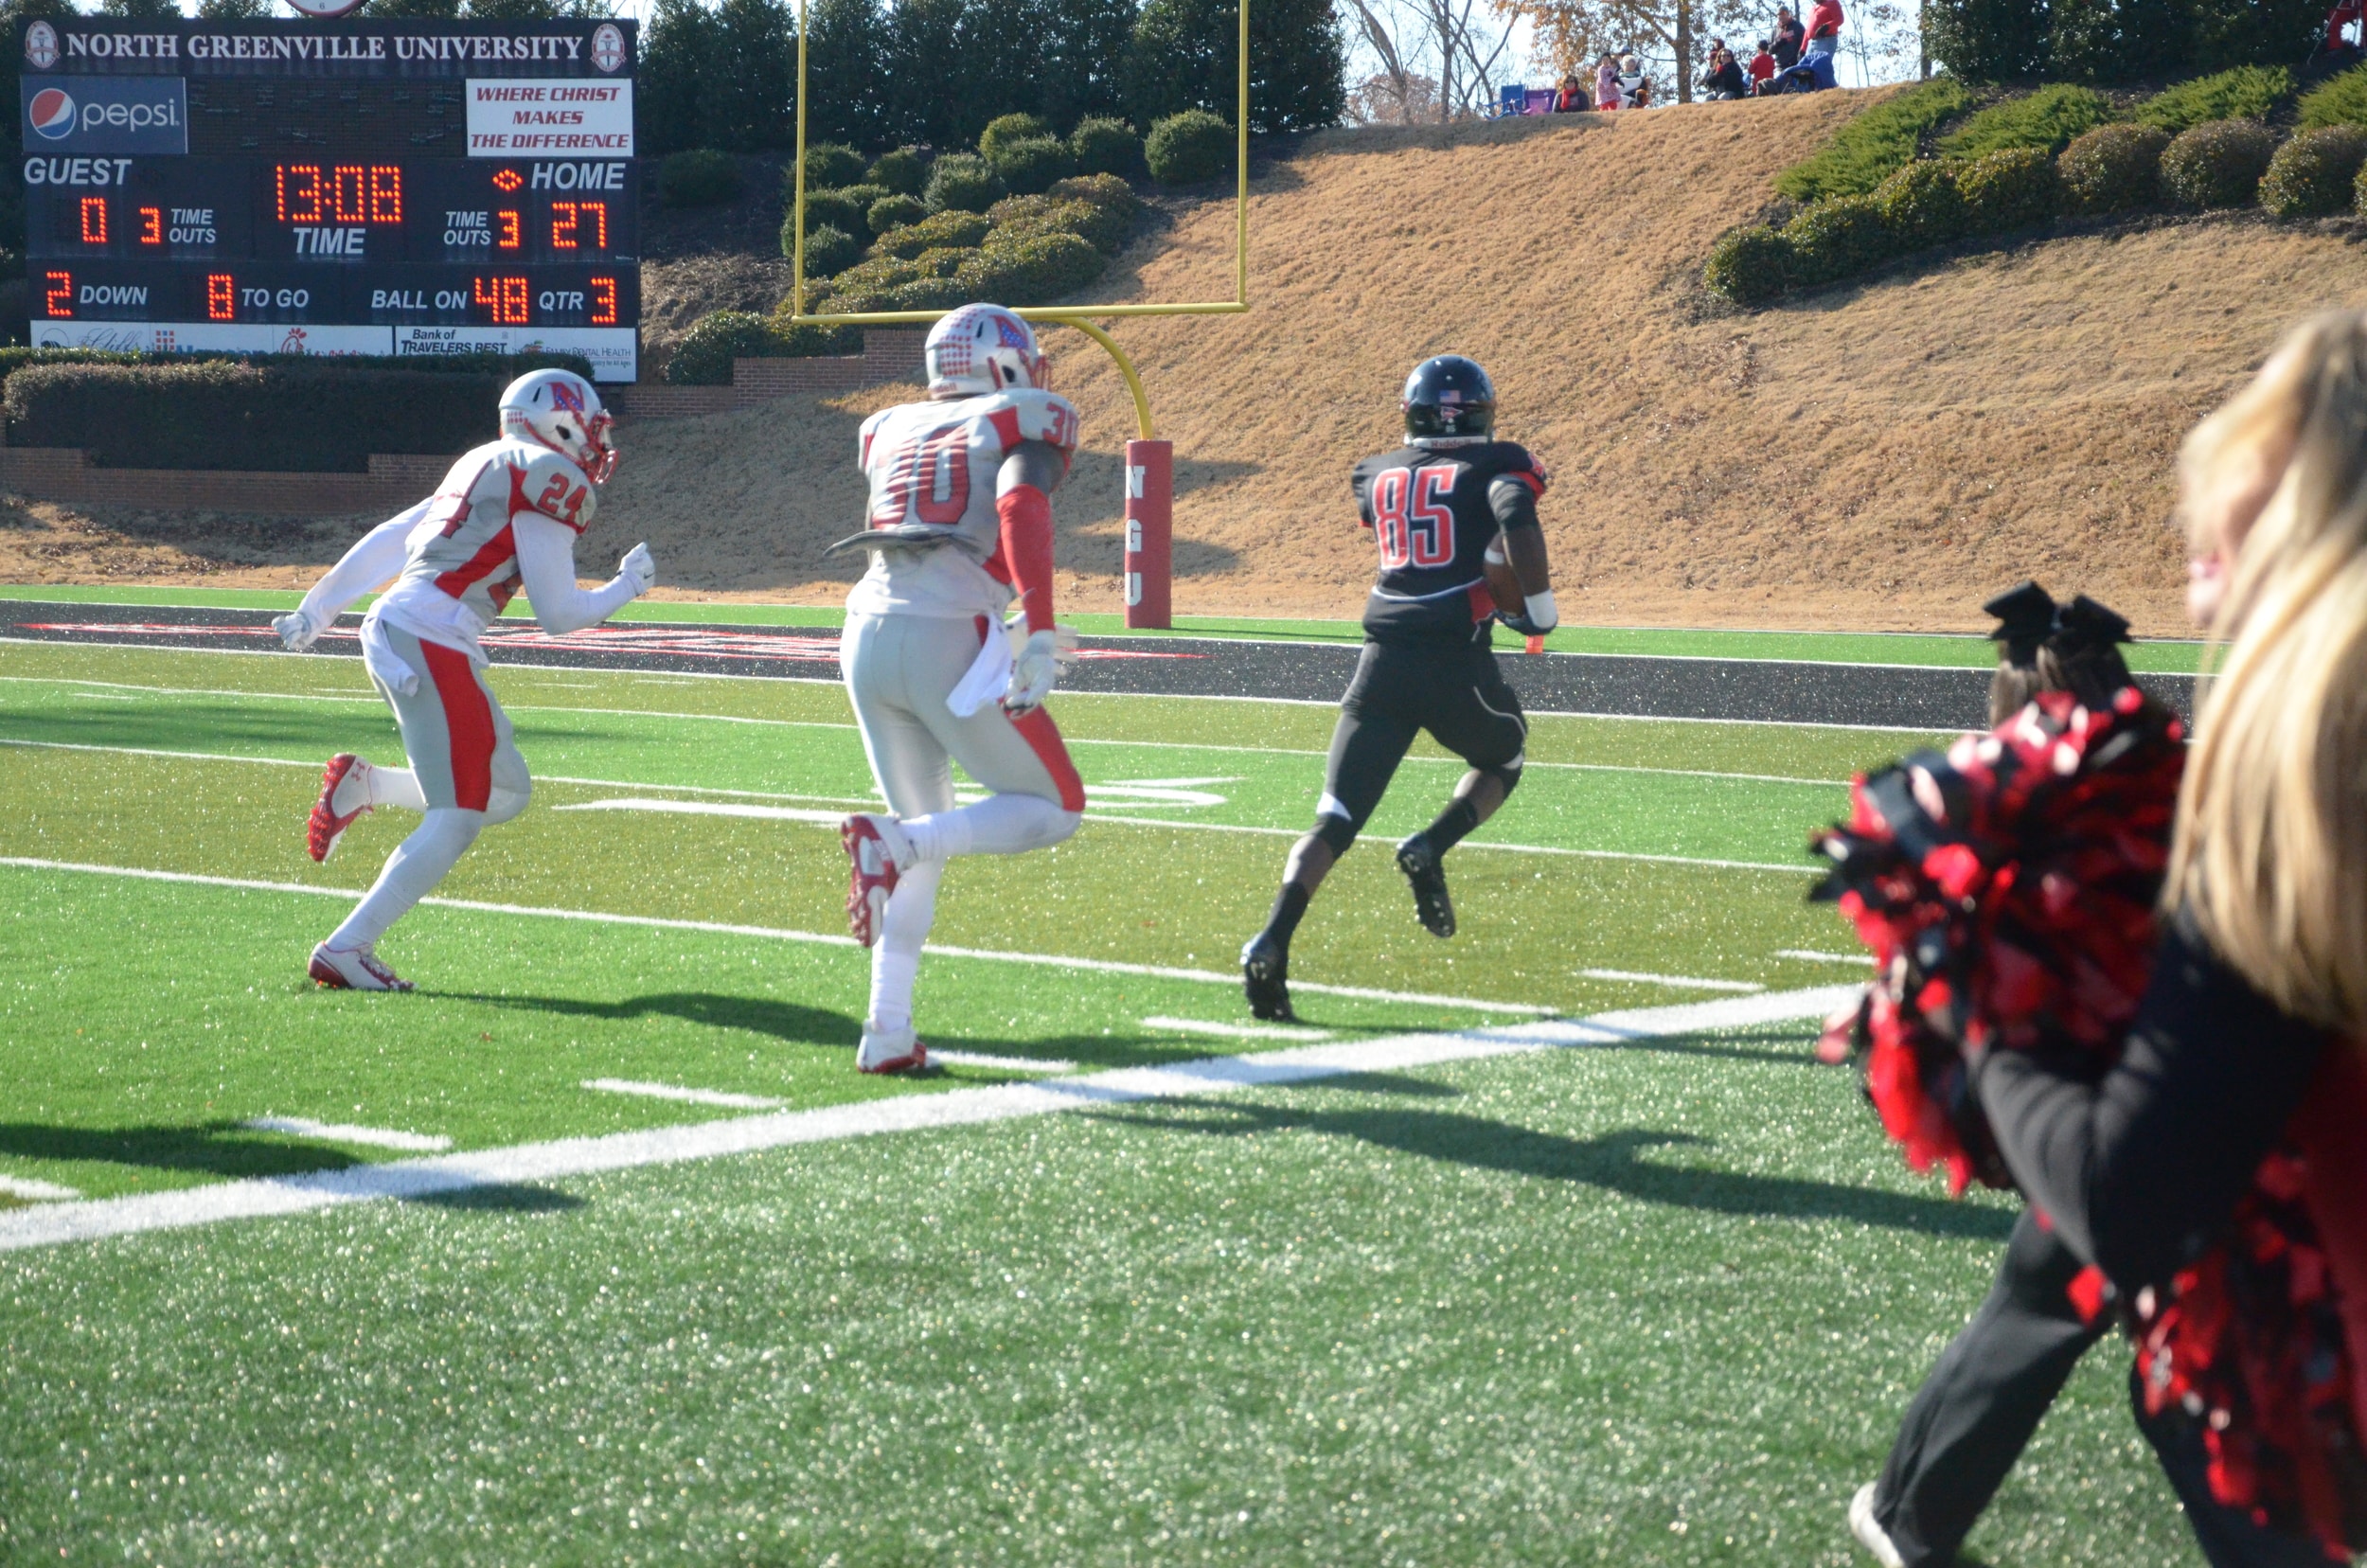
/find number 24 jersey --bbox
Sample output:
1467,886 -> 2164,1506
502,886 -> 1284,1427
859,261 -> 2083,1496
1350,439 -> 1548,647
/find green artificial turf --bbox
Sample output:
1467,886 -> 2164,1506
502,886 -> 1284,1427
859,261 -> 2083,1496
0,584 -> 2212,669
0,1028 -> 2198,1564
0,637 -> 2210,1563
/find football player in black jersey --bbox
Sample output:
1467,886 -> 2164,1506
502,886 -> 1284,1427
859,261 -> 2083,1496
1239,355 -> 1557,1021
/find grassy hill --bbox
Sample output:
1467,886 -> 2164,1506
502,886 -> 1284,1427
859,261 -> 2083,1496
597,90 -> 2367,635
16,91 -> 2364,636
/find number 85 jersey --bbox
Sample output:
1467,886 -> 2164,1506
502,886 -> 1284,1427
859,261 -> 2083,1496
1351,438 -> 1548,648
845,388 -> 1080,620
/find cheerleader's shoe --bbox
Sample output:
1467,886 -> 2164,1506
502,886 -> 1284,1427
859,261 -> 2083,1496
1848,1483 -> 1906,1568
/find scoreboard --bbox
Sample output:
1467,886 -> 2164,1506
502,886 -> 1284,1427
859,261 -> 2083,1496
19,18 -> 640,380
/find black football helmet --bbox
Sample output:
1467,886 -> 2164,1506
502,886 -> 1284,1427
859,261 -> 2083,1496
1403,355 -> 1496,440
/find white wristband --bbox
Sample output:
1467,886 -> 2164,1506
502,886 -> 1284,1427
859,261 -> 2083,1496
1523,590 -> 1557,629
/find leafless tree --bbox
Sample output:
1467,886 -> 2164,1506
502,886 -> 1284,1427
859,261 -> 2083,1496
1342,0 -> 1520,121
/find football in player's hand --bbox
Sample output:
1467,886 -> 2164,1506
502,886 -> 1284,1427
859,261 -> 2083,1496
1482,538 -> 1525,618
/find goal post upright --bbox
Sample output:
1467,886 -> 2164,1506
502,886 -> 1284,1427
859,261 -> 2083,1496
784,0 -> 1255,628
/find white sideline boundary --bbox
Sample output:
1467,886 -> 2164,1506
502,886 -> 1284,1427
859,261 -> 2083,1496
240,1116 -> 453,1152
0,984 -> 1862,1253
0,636 -> 1961,733
0,856 -> 1558,1015
0,738 -> 1824,876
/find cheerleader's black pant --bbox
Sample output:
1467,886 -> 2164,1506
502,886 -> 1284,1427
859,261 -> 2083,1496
1871,1209 -> 2105,1566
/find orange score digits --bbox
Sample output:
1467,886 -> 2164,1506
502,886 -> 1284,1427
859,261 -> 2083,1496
79,196 -> 106,244
551,202 -> 608,251
591,275 -> 617,325
497,210 -> 521,251
473,274 -> 529,325
274,164 -> 403,226
77,202 -> 174,248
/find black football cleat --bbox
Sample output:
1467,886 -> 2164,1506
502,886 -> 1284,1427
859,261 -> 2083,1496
1397,832 -> 1456,938
1240,935 -> 1295,1022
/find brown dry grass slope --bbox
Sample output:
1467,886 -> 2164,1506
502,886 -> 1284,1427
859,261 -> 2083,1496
21,93 -> 2365,633
614,91 -> 2364,635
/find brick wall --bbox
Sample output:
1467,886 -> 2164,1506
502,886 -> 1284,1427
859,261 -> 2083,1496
1,448 -> 442,516
606,328 -> 927,419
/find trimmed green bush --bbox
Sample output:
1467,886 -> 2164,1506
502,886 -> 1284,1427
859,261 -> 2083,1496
2300,65 -> 2367,133
797,223 -> 865,277
667,312 -> 777,384
989,135 -> 1075,195
2057,123 -> 2169,214
670,312 -> 858,383
2159,119 -> 2279,210
873,208 -> 993,259
2136,66 -> 2295,135
926,153 -> 1005,213
796,184 -> 890,238
978,113 -> 1054,163
2261,125 -> 2367,217
1872,159 -> 1965,249
1047,173 -> 1142,249
802,142 -> 869,189
1069,116 -> 1142,177
7,362 -> 520,470
1781,193 -> 1895,287
867,193 -> 928,235
956,230 -> 1107,305
866,146 -> 931,196
1146,110 -> 1233,186
1774,78 -> 1972,203
1954,146 -> 2059,232
1939,85 -> 2113,160
657,149 -> 742,208
1702,225 -> 1792,305
989,193 -> 1133,255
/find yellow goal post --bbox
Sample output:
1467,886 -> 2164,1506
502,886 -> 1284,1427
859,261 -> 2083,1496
781,0 -> 1253,443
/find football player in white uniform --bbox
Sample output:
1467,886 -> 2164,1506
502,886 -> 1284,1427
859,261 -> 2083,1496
271,368 -> 656,990
833,303 -> 1086,1074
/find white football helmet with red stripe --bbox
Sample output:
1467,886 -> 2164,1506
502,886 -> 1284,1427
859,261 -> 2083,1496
499,369 -> 617,484
925,304 -> 1047,398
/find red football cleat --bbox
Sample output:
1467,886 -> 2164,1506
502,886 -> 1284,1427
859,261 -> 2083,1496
856,1021 -> 928,1075
308,754 -> 371,864
308,942 -> 414,992
841,813 -> 903,948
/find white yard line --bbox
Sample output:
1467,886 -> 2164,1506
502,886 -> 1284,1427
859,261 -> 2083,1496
582,1079 -> 785,1110
1576,969 -> 1766,994
1,678 -> 1853,784
0,985 -> 1863,1253
0,1174 -> 81,1202
240,1116 -> 453,1152
1142,1015 -> 1333,1042
0,741 -> 1818,875
0,856 -> 1557,1015
1774,949 -> 1871,966
929,1049 -> 1078,1074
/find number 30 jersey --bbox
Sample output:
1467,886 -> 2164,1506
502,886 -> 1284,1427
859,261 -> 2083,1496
845,388 -> 1080,621
373,436 -> 598,662
1350,438 -> 1548,648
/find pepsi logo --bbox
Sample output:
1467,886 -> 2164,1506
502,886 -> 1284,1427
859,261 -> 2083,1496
28,88 -> 76,142
23,20 -> 57,69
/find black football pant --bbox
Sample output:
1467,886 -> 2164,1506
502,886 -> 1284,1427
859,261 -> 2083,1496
1871,1209 -> 2107,1566
1313,639 -> 1526,851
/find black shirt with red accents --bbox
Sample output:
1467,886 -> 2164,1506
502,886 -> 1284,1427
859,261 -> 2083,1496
1350,438 -> 1547,649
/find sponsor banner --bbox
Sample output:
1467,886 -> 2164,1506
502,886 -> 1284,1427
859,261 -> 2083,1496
29,319 -> 393,356
464,78 -> 632,157
397,324 -> 635,381
21,75 -> 187,156
18,19 -> 635,80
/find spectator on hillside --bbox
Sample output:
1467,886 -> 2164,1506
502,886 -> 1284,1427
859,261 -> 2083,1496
1747,40 -> 1777,90
1700,40 -> 1747,99
1594,54 -> 1622,111
1805,0 -> 1844,57
1555,72 -> 1591,112
1771,8 -> 1804,67
1618,53 -> 1651,107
